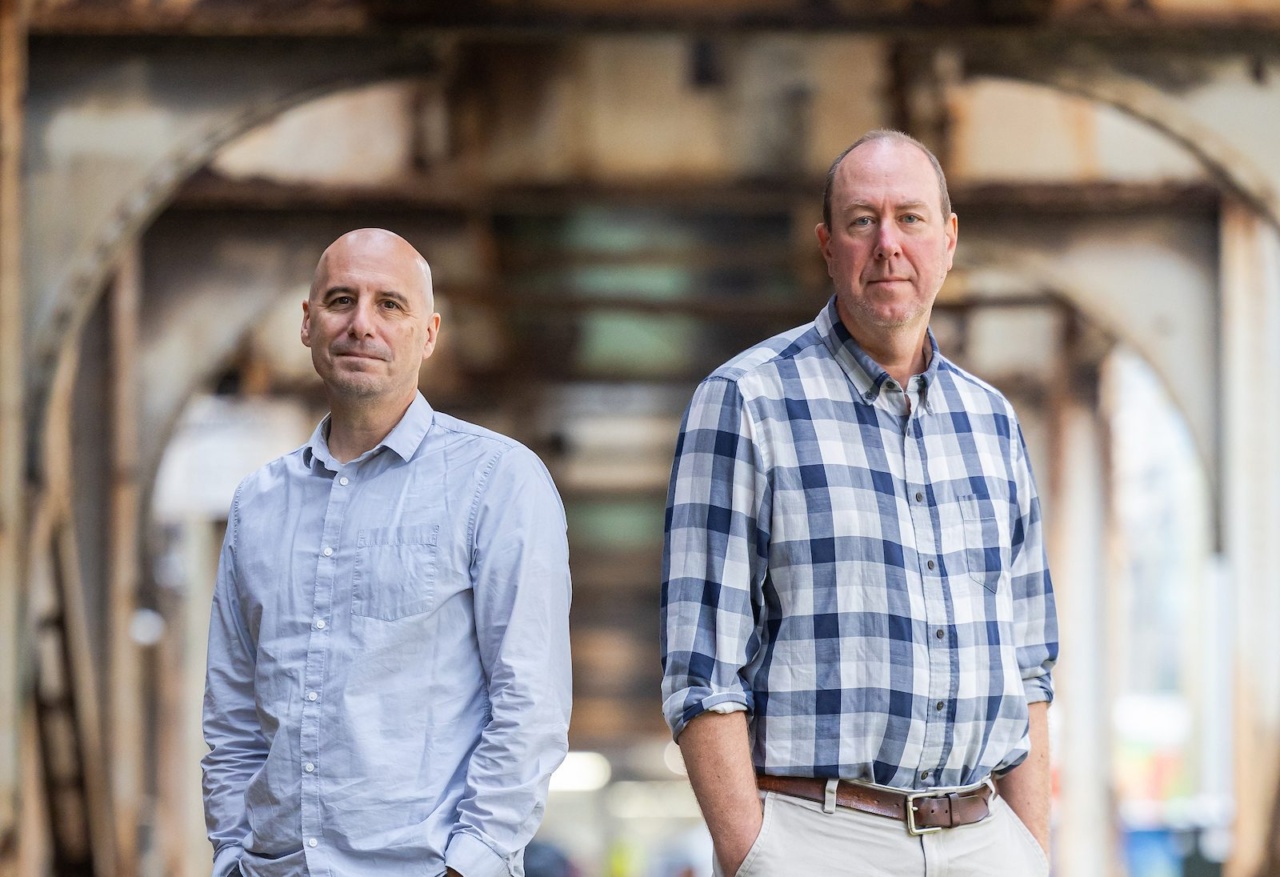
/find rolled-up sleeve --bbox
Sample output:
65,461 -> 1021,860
661,376 -> 770,741
446,446 -> 573,877
201,490 -> 265,877
1009,425 -> 1058,705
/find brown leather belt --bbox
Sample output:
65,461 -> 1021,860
756,774 -> 995,836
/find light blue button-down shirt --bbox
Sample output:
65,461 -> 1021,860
203,393 -> 572,877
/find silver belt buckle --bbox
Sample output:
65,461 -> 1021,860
904,776 -> 995,836
904,789 -> 945,836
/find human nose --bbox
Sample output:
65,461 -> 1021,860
874,223 -> 901,259
347,299 -> 376,336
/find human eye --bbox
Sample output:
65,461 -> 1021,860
851,215 -> 874,228
380,298 -> 404,311
901,213 -> 922,224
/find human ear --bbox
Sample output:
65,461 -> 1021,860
300,299 -> 313,348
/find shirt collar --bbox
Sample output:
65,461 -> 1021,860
816,296 -> 942,406
303,391 -> 435,471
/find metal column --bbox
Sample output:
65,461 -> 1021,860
0,1 -> 26,873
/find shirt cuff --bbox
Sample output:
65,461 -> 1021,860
667,690 -> 751,740
1022,673 -> 1054,705
705,702 -> 748,715
212,845 -> 242,877
445,831 -> 511,877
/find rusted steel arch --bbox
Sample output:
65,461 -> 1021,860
957,177 -> 1220,489
963,38 -> 1280,232
23,37 -> 448,484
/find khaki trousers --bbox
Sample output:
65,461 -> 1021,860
714,790 -> 1051,877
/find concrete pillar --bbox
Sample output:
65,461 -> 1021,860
1047,332 -> 1118,877
1220,198 -> 1280,877
0,1 -> 25,874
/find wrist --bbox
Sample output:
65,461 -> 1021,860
714,807 -> 763,875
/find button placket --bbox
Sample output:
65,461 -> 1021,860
907,408 -> 953,782
300,462 -> 355,861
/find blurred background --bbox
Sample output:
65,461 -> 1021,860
1,1 -> 1279,876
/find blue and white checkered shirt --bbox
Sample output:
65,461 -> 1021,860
661,298 -> 1057,790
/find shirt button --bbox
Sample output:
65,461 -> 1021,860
306,691 -> 318,701
339,476 -> 349,486
304,762 -> 315,773
308,838 -> 318,848
927,560 -> 935,570
915,492 -> 923,502
315,619 -> 326,630
920,770 -> 930,780
936,701 -> 945,711
322,546 -> 333,557
936,629 -> 945,639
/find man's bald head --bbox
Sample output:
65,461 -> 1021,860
311,228 -> 434,311
302,228 -> 442,415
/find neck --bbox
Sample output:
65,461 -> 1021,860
840,315 -> 931,387
325,391 -> 415,464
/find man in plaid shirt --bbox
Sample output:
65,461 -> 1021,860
660,131 -> 1058,876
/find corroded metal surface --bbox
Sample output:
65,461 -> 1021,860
0,0 -> 24,873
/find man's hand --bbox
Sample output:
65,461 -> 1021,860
995,701 -> 1052,854
678,711 -> 763,876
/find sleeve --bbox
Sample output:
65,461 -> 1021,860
1009,423 -> 1059,705
200,490 -> 265,877
660,376 -> 770,741
444,446 -> 573,877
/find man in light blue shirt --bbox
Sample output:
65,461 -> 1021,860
202,229 -> 572,877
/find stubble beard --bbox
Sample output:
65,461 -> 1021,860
316,350 -> 395,401
839,284 -> 931,333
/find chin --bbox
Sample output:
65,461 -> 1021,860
326,376 -> 388,399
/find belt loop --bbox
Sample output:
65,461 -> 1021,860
823,779 -> 839,814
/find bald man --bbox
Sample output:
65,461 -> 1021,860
202,230 -> 572,877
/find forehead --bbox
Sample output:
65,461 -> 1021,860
832,140 -> 940,210
316,240 -> 428,296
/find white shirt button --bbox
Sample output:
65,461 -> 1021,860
339,476 -> 349,486
315,619 -> 326,630
306,691 -> 318,702
322,547 -> 333,557
304,762 -> 315,773
308,838 -> 318,848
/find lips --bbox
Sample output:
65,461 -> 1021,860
333,347 -> 388,362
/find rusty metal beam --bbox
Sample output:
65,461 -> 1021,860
28,2 -> 368,36
1220,199 -> 1280,877
171,169 -> 1220,217
24,0 -> 1280,39
0,0 -> 25,872
107,248 -> 142,877
34,338 -> 118,877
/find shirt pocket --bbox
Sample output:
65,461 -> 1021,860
352,524 -> 440,621
958,495 -> 1001,593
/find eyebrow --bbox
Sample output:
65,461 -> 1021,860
321,286 -> 412,307
844,199 -> 932,213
